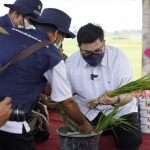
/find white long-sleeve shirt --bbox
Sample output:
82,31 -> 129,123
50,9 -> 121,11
65,45 -> 137,121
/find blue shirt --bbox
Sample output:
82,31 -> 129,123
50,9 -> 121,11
0,27 -> 62,114
0,14 -> 14,28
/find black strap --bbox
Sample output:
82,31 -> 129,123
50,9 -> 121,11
0,40 -> 51,75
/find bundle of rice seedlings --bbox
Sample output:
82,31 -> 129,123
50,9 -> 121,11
86,73 -> 150,109
94,104 -> 135,133
56,102 -> 137,138
94,102 -> 137,141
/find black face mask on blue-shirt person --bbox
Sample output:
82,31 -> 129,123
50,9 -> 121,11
82,52 -> 104,67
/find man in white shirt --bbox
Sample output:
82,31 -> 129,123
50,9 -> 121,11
65,23 -> 142,150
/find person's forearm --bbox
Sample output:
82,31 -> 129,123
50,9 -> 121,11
34,102 -> 47,109
31,110 -> 40,116
0,97 -> 12,127
119,94 -> 133,105
59,98 -> 87,126
34,103 -> 40,109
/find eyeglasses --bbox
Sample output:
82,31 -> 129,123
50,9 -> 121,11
80,43 -> 104,56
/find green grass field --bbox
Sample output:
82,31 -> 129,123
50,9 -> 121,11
63,36 -> 142,80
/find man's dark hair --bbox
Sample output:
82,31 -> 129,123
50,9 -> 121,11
77,23 -> 104,46
35,23 -> 58,33
8,8 -> 16,15
35,24 -> 66,37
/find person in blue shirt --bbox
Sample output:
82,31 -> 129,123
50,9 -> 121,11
0,0 -> 50,139
0,28 -> 12,127
0,8 -> 93,150
0,0 -> 43,29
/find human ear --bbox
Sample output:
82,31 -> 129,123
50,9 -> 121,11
54,29 -> 59,40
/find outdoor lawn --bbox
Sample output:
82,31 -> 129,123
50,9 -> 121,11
63,35 -> 142,80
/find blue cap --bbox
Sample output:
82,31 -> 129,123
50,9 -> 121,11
30,8 -> 76,38
4,0 -> 43,18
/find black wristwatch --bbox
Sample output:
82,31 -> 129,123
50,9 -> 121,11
111,96 -> 120,107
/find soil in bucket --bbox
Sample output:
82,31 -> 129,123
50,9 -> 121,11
56,126 -> 101,150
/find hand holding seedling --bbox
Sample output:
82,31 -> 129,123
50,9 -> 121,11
99,91 -> 118,105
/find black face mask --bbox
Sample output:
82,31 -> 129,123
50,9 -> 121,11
82,52 -> 104,66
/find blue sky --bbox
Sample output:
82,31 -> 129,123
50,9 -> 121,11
0,0 -> 142,32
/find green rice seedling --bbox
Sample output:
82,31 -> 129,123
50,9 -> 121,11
94,102 -> 137,140
56,101 -> 137,138
86,73 -> 150,109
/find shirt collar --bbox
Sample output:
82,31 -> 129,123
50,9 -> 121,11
101,45 -> 108,67
3,14 -> 14,28
7,15 -> 15,27
81,45 -> 108,68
